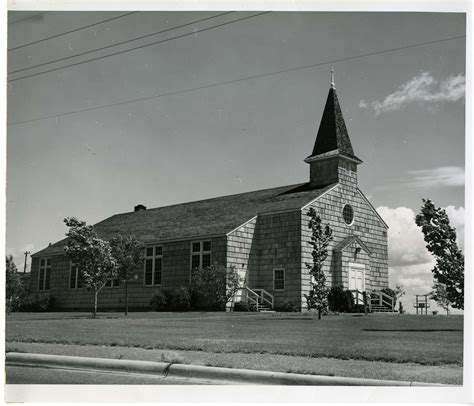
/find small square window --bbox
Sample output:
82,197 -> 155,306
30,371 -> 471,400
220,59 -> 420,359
146,247 -> 154,257
192,242 -> 201,253
203,241 -> 212,252
155,246 -> 163,256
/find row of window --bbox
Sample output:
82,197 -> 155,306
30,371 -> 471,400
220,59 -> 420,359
38,245 -> 287,292
38,240 -> 215,291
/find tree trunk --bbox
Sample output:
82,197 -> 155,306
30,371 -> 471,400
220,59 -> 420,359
125,281 -> 128,316
318,308 -> 321,320
7,296 -> 12,315
93,287 -> 98,318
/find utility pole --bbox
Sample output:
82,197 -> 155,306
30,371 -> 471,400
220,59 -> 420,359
23,251 -> 30,274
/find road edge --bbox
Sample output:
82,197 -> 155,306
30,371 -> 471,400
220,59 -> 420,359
6,352 -> 452,386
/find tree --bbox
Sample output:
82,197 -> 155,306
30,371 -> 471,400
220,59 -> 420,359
190,265 -> 241,311
415,199 -> 464,309
110,235 -> 144,315
6,256 -> 23,314
304,207 -> 333,319
63,217 -> 118,318
430,282 -> 452,315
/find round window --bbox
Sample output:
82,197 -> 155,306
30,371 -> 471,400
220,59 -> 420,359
342,204 -> 354,225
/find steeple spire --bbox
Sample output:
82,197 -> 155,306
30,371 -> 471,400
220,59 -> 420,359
304,76 -> 363,189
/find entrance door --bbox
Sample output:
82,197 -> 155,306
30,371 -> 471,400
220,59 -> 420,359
348,263 -> 365,291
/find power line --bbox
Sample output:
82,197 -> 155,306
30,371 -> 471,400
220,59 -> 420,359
8,11 -> 270,83
8,12 -> 139,52
8,12 -> 45,25
8,34 -> 465,127
9,11 -> 235,75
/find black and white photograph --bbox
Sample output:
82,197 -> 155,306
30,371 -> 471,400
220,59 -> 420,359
3,1 -> 471,403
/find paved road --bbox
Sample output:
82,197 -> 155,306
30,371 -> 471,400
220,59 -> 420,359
6,365 -> 223,385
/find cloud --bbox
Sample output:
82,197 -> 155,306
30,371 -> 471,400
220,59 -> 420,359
361,72 -> 465,115
378,205 -> 465,313
376,206 -> 432,267
406,166 -> 464,188
444,205 -> 465,248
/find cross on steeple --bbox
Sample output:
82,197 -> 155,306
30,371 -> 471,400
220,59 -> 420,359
330,67 -> 335,89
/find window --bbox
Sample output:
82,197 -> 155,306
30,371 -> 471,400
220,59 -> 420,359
342,204 -> 354,225
38,258 -> 51,291
69,262 -> 84,289
274,269 -> 285,291
105,278 -> 120,288
144,246 -> 162,286
190,241 -> 212,270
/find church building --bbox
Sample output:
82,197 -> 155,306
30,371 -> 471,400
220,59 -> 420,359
30,76 -> 389,312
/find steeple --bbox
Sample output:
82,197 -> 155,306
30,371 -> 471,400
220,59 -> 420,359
305,72 -> 362,189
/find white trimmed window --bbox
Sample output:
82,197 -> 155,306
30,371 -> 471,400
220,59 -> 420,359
38,258 -> 51,291
69,262 -> 84,289
144,246 -> 162,286
273,268 -> 285,291
191,241 -> 212,270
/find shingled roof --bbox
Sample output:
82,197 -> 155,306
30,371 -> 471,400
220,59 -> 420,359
307,87 -> 361,162
33,182 -> 337,257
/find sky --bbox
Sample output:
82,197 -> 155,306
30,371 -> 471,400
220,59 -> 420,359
6,10 -> 467,313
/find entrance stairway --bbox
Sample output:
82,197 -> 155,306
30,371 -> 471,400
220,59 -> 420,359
234,287 -> 275,312
350,289 -> 397,313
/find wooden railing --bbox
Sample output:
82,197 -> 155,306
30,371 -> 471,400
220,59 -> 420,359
234,287 -> 274,311
369,290 -> 395,311
252,289 -> 274,309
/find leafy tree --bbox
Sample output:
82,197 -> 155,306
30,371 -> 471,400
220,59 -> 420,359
430,282 -> 452,315
190,265 -> 241,311
64,217 -> 118,318
304,207 -> 333,319
6,256 -> 23,314
110,235 -> 144,315
415,199 -> 464,309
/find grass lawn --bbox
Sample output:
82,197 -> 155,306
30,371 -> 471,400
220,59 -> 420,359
6,312 -> 463,366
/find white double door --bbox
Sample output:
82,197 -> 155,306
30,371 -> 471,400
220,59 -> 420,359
348,263 -> 365,292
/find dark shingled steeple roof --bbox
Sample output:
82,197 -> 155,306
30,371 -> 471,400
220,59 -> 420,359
307,87 -> 361,161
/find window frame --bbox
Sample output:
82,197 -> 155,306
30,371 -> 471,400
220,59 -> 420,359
273,268 -> 285,291
342,204 -> 355,226
38,257 -> 52,291
189,240 -> 212,271
69,261 -> 84,290
105,278 -> 121,288
143,245 -> 163,287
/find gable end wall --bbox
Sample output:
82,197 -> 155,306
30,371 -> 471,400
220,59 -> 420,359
301,182 -> 388,309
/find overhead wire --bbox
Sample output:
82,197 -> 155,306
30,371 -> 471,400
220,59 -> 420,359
8,11 -> 139,52
8,11 -> 235,75
8,11 -> 270,83
7,34 -> 465,127
8,12 -> 45,25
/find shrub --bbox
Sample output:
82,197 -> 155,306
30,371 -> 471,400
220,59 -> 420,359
168,286 -> 191,312
150,290 -> 168,311
278,299 -> 300,313
190,265 -> 241,311
233,301 -> 252,312
328,286 -> 354,313
19,293 -> 56,312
